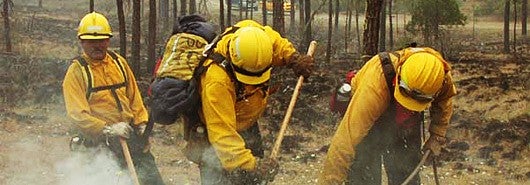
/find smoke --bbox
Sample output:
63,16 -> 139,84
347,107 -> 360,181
55,147 -> 133,185
1,136 -> 133,185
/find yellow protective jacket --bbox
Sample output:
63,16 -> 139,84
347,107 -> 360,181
62,52 -> 148,138
318,48 -> 457,184
199,20 -> 297,172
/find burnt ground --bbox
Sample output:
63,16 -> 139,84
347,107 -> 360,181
1,2 -> 529,185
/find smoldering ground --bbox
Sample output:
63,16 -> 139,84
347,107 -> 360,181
1,136 -> 133,185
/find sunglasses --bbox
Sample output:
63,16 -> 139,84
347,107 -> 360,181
398,79 -> 435,103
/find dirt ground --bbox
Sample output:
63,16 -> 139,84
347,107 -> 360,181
1,1 -> 529,185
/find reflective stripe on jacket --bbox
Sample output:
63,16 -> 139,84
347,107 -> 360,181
318,49 -> 457,184
62,52 -> 148,137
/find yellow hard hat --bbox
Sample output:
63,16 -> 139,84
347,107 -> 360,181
77,12 -> 113,40
229,27 -> 273,85
394,52 -> 445,111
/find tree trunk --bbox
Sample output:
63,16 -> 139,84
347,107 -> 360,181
345,0 -> 352,52
227,0 -> 232,26
355,0 -> 361,59
290,0 -> 295,32
355,0 -> 362,58
220,0 -> 225,29
513,0 -> 517,52
523,0 -> 527,36
303,0 -> 312,51
148,0 -> 157,74
38,0 -> 42,8
239,0 -> 243,20
180,0 -> 187,15
299,0 -> 304,32
117,0 -> 127,57
273,0 -> 285,35
388,0 -> 393,50
2,0 -> 12,52
159,0 -> 169,32
379,0 -> 386,52
327,0 -> 333,63
132,0 -> 142,75
504,0 -> 510,53
90,0 -> 94,12
189,0 -> 196,14
334,0 -> 339,32
362,0 -> 383,59
262,0 -> 267,25
173,0 -> 178,24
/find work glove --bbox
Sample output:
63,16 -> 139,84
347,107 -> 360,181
102,122 -> 133,139
423,133 -> 447,156
287,52 -> 314,78
134,123 -> 147,136
255,157 -> 280,182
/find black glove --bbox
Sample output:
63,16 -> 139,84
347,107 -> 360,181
287,52 -> 314,78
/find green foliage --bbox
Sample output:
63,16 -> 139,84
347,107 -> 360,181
405,0 -> 466,44
474,0 -> 504,16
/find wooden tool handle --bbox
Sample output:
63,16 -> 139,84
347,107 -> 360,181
269,41 -> 317,159
120,137 -> 141,185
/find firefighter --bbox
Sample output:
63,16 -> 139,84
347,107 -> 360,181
62,12 -> 164,185
318,47 -> 457,185
184,20 -> 314,184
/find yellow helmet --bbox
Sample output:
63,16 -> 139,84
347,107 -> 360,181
394,52 -> 446,111
229,27 -> 273,85
77,12 -> 113,40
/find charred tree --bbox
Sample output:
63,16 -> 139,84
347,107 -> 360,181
2,0 -> 12,52
362,0 -> 383,59
388,0 -> 393,50
344,0 -> 352,52
523,0 -> 527,36
355,0 -> 361,58
148,0 -> 157,74
273,0 -> 285,35
262,0 -> 267,25
227,0 -> 232,26
90,0 -> 94,12
299,0 -> 304,32
303,0 -> 312,51
379,0 -> 386,52
290,0 -> 295,32
334,0 -> 339,32
504,0 -> 510,53
117,0 -> 127,57
173,0 -> 178,23
327,0 -> 333,63
180,0 -> 187,15
189,0 -> 196,14
159,0 -> 169,32
220,0 -> 225,29
132,0 -> 141,75
514,0 -> 517,52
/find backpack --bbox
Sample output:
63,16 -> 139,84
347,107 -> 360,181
74,51 -> 127,112
149,26 -> 243,126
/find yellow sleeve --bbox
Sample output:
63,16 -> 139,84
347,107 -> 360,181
319,57 -> 390,184
200,64 -> 257,171
62,62 -> 107,136
262,26 -> 297,66
429,72 -> 457,136
119,55 -> 148,125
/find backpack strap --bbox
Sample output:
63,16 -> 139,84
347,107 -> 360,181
75,51 -> 128,112
378,52 -> 396,97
